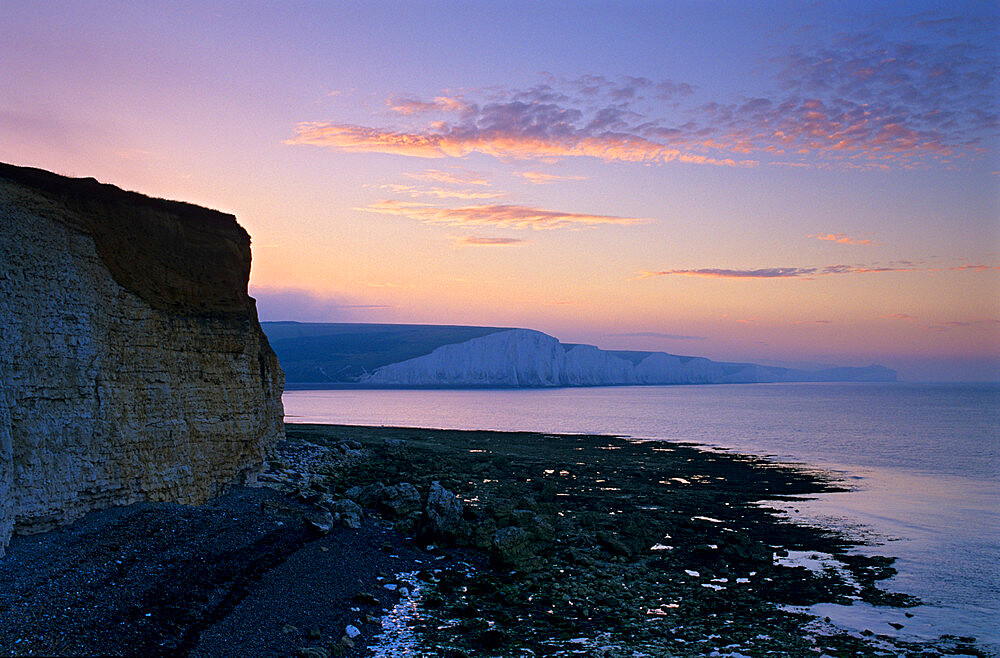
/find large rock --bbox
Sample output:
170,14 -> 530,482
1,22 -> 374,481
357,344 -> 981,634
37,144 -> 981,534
492,526 -> 533,566
0,163 -> 284,556
327,498 -> 363,529
424,481 -> 463,537
379,483 -> 422,517
344,482 -> 386,507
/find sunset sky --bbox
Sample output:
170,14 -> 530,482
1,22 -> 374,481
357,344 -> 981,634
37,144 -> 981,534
2,0 -> 997,380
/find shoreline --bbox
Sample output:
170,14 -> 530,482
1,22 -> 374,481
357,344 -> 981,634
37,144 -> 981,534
283,381 -> 903,391
0,424 -> 988,657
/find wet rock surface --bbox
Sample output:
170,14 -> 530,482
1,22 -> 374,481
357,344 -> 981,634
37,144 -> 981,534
286,425 -> 985,658
423,481 -> 463,539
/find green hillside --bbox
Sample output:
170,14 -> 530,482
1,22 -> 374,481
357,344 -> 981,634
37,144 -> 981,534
261,322 -> 507,384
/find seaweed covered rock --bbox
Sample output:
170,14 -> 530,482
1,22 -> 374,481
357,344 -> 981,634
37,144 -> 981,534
492,526 -> 534,567
379,483 -> 422,517
424,481 -> 463,538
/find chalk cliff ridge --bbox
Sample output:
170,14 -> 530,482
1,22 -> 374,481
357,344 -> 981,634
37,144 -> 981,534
356,328 -> 897,387
261,322 -> 898,387
0,163 -> 284,556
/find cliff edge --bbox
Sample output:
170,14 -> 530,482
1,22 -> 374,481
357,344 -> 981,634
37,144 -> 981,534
0,163 -> 284,556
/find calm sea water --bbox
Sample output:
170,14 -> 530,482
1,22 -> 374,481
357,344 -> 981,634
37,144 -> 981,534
284,382 -> 1000,651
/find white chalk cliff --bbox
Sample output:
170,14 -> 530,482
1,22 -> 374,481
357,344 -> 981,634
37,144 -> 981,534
360,329 -> 896,387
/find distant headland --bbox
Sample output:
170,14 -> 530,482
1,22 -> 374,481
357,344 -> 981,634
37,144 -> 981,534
262,321 -> 898,388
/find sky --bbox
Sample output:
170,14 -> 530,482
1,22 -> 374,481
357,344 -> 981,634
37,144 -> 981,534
2,0 -> 998,381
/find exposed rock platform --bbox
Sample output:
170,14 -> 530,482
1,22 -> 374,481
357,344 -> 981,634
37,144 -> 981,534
0,426 -> 985,657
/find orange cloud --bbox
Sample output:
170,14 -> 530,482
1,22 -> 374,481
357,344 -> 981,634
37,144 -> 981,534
358,200 -> 651,230
810,233 -> 875,245
405,169 -> 490,186
949,264 -> 998,272
286,123 -> 447,158
286,122 -> 758,166
381,184 -> 503,200
515,171 -> 588,184
455,236 -> 527,246
388,96 -> 469,115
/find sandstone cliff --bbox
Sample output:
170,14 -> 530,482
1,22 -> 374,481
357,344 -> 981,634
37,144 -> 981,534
0,163 -> 284,556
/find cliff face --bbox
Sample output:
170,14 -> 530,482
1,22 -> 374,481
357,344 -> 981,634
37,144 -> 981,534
359,328 -> 897,387
0,163 -> 284,556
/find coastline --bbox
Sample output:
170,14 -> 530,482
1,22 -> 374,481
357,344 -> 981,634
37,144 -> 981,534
0,424 -> 987,657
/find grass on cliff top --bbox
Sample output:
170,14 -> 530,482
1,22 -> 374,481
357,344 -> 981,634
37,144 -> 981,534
262,322 -> 508,383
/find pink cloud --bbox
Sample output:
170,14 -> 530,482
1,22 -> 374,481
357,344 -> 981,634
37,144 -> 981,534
679,96 -> 957,166
388,95 -> 470,115
286,121 -> 757,167
949,264 -> 998,272
638,264 -> 920,279
514,171 -> 588,184
381,184 -> 503,200
404,169 -> 491,186
773,26 -> 997,149
358,200 -> 651,230
810,232 -> 875,245
455,236 -> 527,246
289,19 -> 995,171
286,123 -> 448,158
822,264 -> 918,274
639,267 -> 818,279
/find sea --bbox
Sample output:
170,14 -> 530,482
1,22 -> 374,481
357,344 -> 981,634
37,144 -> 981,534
283,382 -> 1000,652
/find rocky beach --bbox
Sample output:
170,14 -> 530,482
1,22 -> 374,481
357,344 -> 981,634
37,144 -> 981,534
0,424 -> 986,657
4,2 -> 999,654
